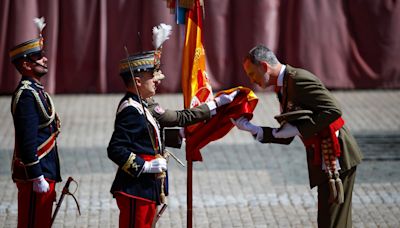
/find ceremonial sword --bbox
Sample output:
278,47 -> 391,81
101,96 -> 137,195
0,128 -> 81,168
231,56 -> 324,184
50,176 -> 81,227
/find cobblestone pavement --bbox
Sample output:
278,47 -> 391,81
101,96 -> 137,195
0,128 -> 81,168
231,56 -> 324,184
0,90 -> 399,227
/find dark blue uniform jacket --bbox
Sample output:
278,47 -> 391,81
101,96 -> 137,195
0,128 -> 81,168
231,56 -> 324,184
108,93 -> 162,204
11,76 -> 61,182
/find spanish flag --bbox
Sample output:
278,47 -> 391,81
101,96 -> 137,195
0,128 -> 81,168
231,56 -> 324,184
185,87 -> 258,161
181,0 -> 212,110
181,0 -> 258,161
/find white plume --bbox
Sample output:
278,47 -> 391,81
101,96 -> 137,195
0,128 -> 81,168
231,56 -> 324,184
33,17 -> 46,34
152,23 -> 172,50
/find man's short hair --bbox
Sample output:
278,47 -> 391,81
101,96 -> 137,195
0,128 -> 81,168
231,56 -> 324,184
246,45 -> 279,66
121,71 -> 151,88
11,58 -> 25,74
121,75 -> 134,88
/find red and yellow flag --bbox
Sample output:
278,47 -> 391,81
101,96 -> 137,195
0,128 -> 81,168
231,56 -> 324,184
185,87 -> 258,161
181,0 -> 212,111
181,0 -> 259,161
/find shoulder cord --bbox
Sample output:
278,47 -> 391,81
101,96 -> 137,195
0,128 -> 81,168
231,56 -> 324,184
12,81 -> 56,129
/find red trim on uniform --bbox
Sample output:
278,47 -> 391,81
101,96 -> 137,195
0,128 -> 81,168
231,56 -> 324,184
302,117 -> 345,165
328,117 -> 345,157
12,132 -> 57,179
138,154 -> 156,162
37,132 -> 57,158
151,125 -> 160,152
114,191 -> 155,203
16,181 -> 56,228
115,192 -> 156,228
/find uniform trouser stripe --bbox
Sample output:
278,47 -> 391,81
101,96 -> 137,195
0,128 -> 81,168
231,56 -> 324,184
17,181 -> 56,228
130,198 -> 136,227
115,193 -> 156,228
28,189 -> 36,228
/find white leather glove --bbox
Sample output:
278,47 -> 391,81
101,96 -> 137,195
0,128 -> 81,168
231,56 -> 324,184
272,123 -> 300,138
231,117 -> 262,135
214,90 -> 239,107
142,158 -> 167,173
32,175 -> 50,193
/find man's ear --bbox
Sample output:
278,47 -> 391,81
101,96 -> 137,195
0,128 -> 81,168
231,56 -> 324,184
22,61 -> 32,71
134,77 -> 141,86
260,61 -> 269,71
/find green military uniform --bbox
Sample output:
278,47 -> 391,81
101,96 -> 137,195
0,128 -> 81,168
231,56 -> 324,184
146,97 -> 211,128
145,97 -> 212,148
260,65 -> 363,227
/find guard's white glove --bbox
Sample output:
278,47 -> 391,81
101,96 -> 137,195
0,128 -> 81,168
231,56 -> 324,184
272,123 -> 300,138
214,90 -> 239,107
32,175 -> 50,193
231,117 -> 262,136
142,158 -> 167,173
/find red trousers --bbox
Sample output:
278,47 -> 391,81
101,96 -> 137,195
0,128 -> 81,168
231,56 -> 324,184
16,181 -> 56,228
115,192 -> 157,228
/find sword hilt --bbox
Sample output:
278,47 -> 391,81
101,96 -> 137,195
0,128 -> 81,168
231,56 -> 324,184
51,176 -> 81,227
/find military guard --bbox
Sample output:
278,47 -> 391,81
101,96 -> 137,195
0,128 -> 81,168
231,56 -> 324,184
108,23 -> 239,227
9,17 -> 61,228
107,24 -> 172,227
232,45 -> 363,227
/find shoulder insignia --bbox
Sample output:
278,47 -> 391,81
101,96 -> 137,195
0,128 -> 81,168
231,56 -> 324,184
21,80 -> 32,87
154,105 -> 165,115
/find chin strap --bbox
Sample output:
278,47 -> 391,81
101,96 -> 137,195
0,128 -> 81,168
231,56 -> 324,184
25,54 -> 48,69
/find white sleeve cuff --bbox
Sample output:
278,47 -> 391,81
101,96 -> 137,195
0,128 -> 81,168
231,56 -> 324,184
255,127 -> 264,142
206,100 -> 217,116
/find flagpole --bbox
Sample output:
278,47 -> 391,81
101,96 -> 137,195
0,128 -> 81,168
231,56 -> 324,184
187,157 -> 193,228
181,1 -> 204,227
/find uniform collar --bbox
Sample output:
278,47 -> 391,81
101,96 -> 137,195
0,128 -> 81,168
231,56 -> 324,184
125,92 -> 139,100
21,76 -> 44,89
125,92 -> 149,107
277,64 -> 286,87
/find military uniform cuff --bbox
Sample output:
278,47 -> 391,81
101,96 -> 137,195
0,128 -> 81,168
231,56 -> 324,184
121,153 -> 145,177
206,101 -> 217,116
254,127 -> 264,142
25,162 -> 43,180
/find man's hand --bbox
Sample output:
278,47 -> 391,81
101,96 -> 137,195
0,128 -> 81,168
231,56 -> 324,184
142,158 -> 167,173
272,123 -> 300,138
32,175 -> 50,193
231,116 -> 262,136
215,90 -> 239,107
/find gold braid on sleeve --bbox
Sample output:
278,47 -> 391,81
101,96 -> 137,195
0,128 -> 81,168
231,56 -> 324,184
121,153 -> 140,177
